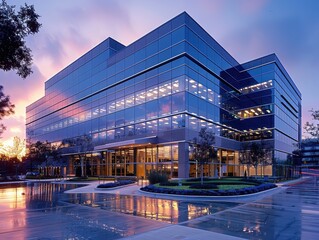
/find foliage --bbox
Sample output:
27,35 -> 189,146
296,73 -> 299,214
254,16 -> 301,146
190,127 -> 216,184
147,170 -> 168,184
304,109 -> 319,140
0,136 -> 25,160
0,0 -> 41,78
97,180 -> 136,189
0,86 -> 14,135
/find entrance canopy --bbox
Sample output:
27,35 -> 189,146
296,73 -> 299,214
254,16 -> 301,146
94,136 -> 158,151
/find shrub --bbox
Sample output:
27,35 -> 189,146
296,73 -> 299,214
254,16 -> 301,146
147,171 -> 168,184
97,179 -> 135,188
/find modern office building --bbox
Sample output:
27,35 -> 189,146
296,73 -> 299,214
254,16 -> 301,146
301,139 -> 319,168
26,12 -> 301,178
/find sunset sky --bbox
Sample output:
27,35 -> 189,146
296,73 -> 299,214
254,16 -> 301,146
1,0 -> 319,145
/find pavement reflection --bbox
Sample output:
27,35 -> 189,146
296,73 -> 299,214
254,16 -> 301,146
1,178 -> 318,239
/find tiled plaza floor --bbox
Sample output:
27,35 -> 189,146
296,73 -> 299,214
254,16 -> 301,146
0,177 -> 318,239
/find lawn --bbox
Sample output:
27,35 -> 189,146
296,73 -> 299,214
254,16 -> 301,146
142,177 -> 277,196
154,181 -> 255,190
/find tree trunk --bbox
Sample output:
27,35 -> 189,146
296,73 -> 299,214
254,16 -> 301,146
201,164 -> 204,185
80,156 -> 84,177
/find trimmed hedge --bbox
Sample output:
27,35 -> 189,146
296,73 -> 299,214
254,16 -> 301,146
140,183 -> 276,196
97,180 -> 135,189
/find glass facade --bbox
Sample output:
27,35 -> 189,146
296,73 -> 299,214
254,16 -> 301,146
301,140 -> 319,167
26,12 -> 301,178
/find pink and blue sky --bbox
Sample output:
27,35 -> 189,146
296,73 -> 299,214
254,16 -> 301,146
1,0 -> 318,144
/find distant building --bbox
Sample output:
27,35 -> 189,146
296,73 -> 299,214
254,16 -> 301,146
301,139 -> 319,168
26,12 -> 301,178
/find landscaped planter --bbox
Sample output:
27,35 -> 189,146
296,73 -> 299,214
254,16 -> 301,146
97,180 -> 136,189
140,183 -> 277,196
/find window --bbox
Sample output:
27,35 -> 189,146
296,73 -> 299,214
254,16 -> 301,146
146,120 -> 158,134
172,92 -> 185,113
158,117 -> 171,131
172,114 -> 185,129
146,100 -> 158,119
158,96 -> 171,116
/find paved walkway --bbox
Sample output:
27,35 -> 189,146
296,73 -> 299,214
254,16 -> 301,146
1,177 -> 317,239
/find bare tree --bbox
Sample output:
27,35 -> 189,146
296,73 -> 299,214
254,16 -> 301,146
304,109 -> 319,140
190,127 -> 217,184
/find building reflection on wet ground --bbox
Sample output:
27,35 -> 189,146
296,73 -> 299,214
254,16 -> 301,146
1,178 -> 319,239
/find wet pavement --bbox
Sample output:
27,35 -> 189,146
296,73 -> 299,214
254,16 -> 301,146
0,177 -> 318,239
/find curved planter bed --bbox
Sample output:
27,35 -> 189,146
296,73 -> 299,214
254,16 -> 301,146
95,180 -> 136,191
140,183 -> 277,197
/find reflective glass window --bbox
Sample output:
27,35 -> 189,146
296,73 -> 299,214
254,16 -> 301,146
125,94 -> 135,108
172,92 -> 185,113
188,78 -> 198,95
158,96 -> 171,116
146,86 -> 158,101
172,77 -> 185,93
125,125 -> 135,137
106,113 -> 115,129
146,100 -> 158,119
135,104 -> 145,122
115,110 -> 124,126
146,120 -> 158,134
106,129 -> 115,140
124,107 -> 135,125
115,127 -> 124,139
135,90 -> 146,105
135,122 -> 146,135
188,116 -> 198,130
172,114 -> 185,129
159,81 -> 171,97
158,117 -> 171,131
107,101 -> 116,114
116,97 -> 125,111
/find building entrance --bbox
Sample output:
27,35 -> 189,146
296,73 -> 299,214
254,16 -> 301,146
101,144 -> 178,179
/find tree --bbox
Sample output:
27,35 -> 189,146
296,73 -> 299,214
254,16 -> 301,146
62,135 -> 93,178
304,109 -> 319,140
0,86 -> 14,135
190,127 -> 217,185
239,142 -> 251,177
239,141 -> 271,176
0,0 -> 41,135
0,136 -> 25,160
0,0 -> 41,78
26,140 -> 49,171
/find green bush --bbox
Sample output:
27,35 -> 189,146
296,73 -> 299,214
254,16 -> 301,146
147,171 -> 168,184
